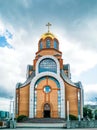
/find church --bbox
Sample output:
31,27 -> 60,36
16,23 -> 84,119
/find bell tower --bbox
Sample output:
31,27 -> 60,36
34,23 -> 63,72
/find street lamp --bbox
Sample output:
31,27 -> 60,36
67,100 -> 69,121
9,97 -> 14,121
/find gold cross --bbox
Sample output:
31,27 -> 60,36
46,22 -> 52,32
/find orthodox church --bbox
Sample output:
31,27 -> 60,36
16,23 -> 84,119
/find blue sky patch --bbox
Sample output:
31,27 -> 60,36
0,36 -> 13,48
5,29 -> 13,39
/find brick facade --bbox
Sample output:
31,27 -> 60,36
16,31 -> 83,119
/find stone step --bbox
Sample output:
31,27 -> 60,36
21,118 -> 66,123
17,122 -> 66,128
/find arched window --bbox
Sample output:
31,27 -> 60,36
54,40 -> 58,49
39,58 -> 57,73
40,42 -> 43,50
58,90 -> 61,116
46,39 -> 50,48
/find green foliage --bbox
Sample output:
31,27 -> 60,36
83,107 -> 87,118
83,107 -> 93,119
88,108 -> 93,119
69,114 -> 78,120
17,115 -> 27,122
94,109 -> 97,120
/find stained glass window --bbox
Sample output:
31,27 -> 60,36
58,90 -> 61,116
44,86 -> 51,93
34,89 -> 37,116
39,58 -> 57,73
54,40 -> 58,49
46,39 -> 50,48
40,42 -> 43,50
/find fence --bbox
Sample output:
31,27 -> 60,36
67,120 -> 97,128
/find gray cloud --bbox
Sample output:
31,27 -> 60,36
65,18 -> 97,52
0,0 -> 97,109
0,0 -> 97,31
0,86 -> 13,98
85,91 -> 97,103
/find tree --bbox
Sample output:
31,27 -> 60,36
83,107 -> 93,120
94,109 -> 97,120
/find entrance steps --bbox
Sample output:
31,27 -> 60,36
17,122 -> 66,128
17,118 -> 66,128
21,118 -> 65,123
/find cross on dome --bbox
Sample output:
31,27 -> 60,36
46,22 -> 52,32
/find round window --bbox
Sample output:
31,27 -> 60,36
44,86 -> 51,93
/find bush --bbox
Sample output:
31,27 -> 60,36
17,115 -> 27,122
83,107 -> 93,120
69,114 -> 78,120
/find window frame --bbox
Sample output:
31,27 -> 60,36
54,40 -> 58,49
46,39 -> 51,48
39,41 -> 43,50
39,58 -> 57,73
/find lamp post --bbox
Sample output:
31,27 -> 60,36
9,97 -> 16,129
67,100 -> 69,121
9,97 -> 14,121
12,100 -> 14,122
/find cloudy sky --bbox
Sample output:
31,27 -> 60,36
0,0 -> 97,111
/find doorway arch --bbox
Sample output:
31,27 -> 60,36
43,103 -> 50,118
30,72 -> 65,118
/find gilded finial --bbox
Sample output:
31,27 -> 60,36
46,22 -> 52,33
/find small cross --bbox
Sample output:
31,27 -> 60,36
46,22 -> 52,32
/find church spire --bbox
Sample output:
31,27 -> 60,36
46,22 -> 52,33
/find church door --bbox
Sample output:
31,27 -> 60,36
43,103 -> 50,118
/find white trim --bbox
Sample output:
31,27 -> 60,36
29,72 -> 65,118
36,55 -> 60,75
26,65 -> 29,79
81,88 -> 84,118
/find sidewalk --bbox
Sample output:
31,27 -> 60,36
2,127 -> 97,130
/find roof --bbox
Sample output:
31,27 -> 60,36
41,32 -> 57,40
16,70 -> 83,89
61,70 -> 77,87
61,70 -> 83,89
63,64 -> 70,70
27,65 -> 33,71
74,81 -> 83,89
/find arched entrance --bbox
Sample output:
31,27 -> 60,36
30,72 -> 65,118
43,103 -> 50,118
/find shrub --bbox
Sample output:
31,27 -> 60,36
69,114 -> 78,120
83,107 -> 93,120
17,115 -> 27,122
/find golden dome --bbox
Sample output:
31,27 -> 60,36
41,32 -> 57,40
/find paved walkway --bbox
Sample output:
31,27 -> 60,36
2,128 -> 97,130
1,123 -> 97,130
